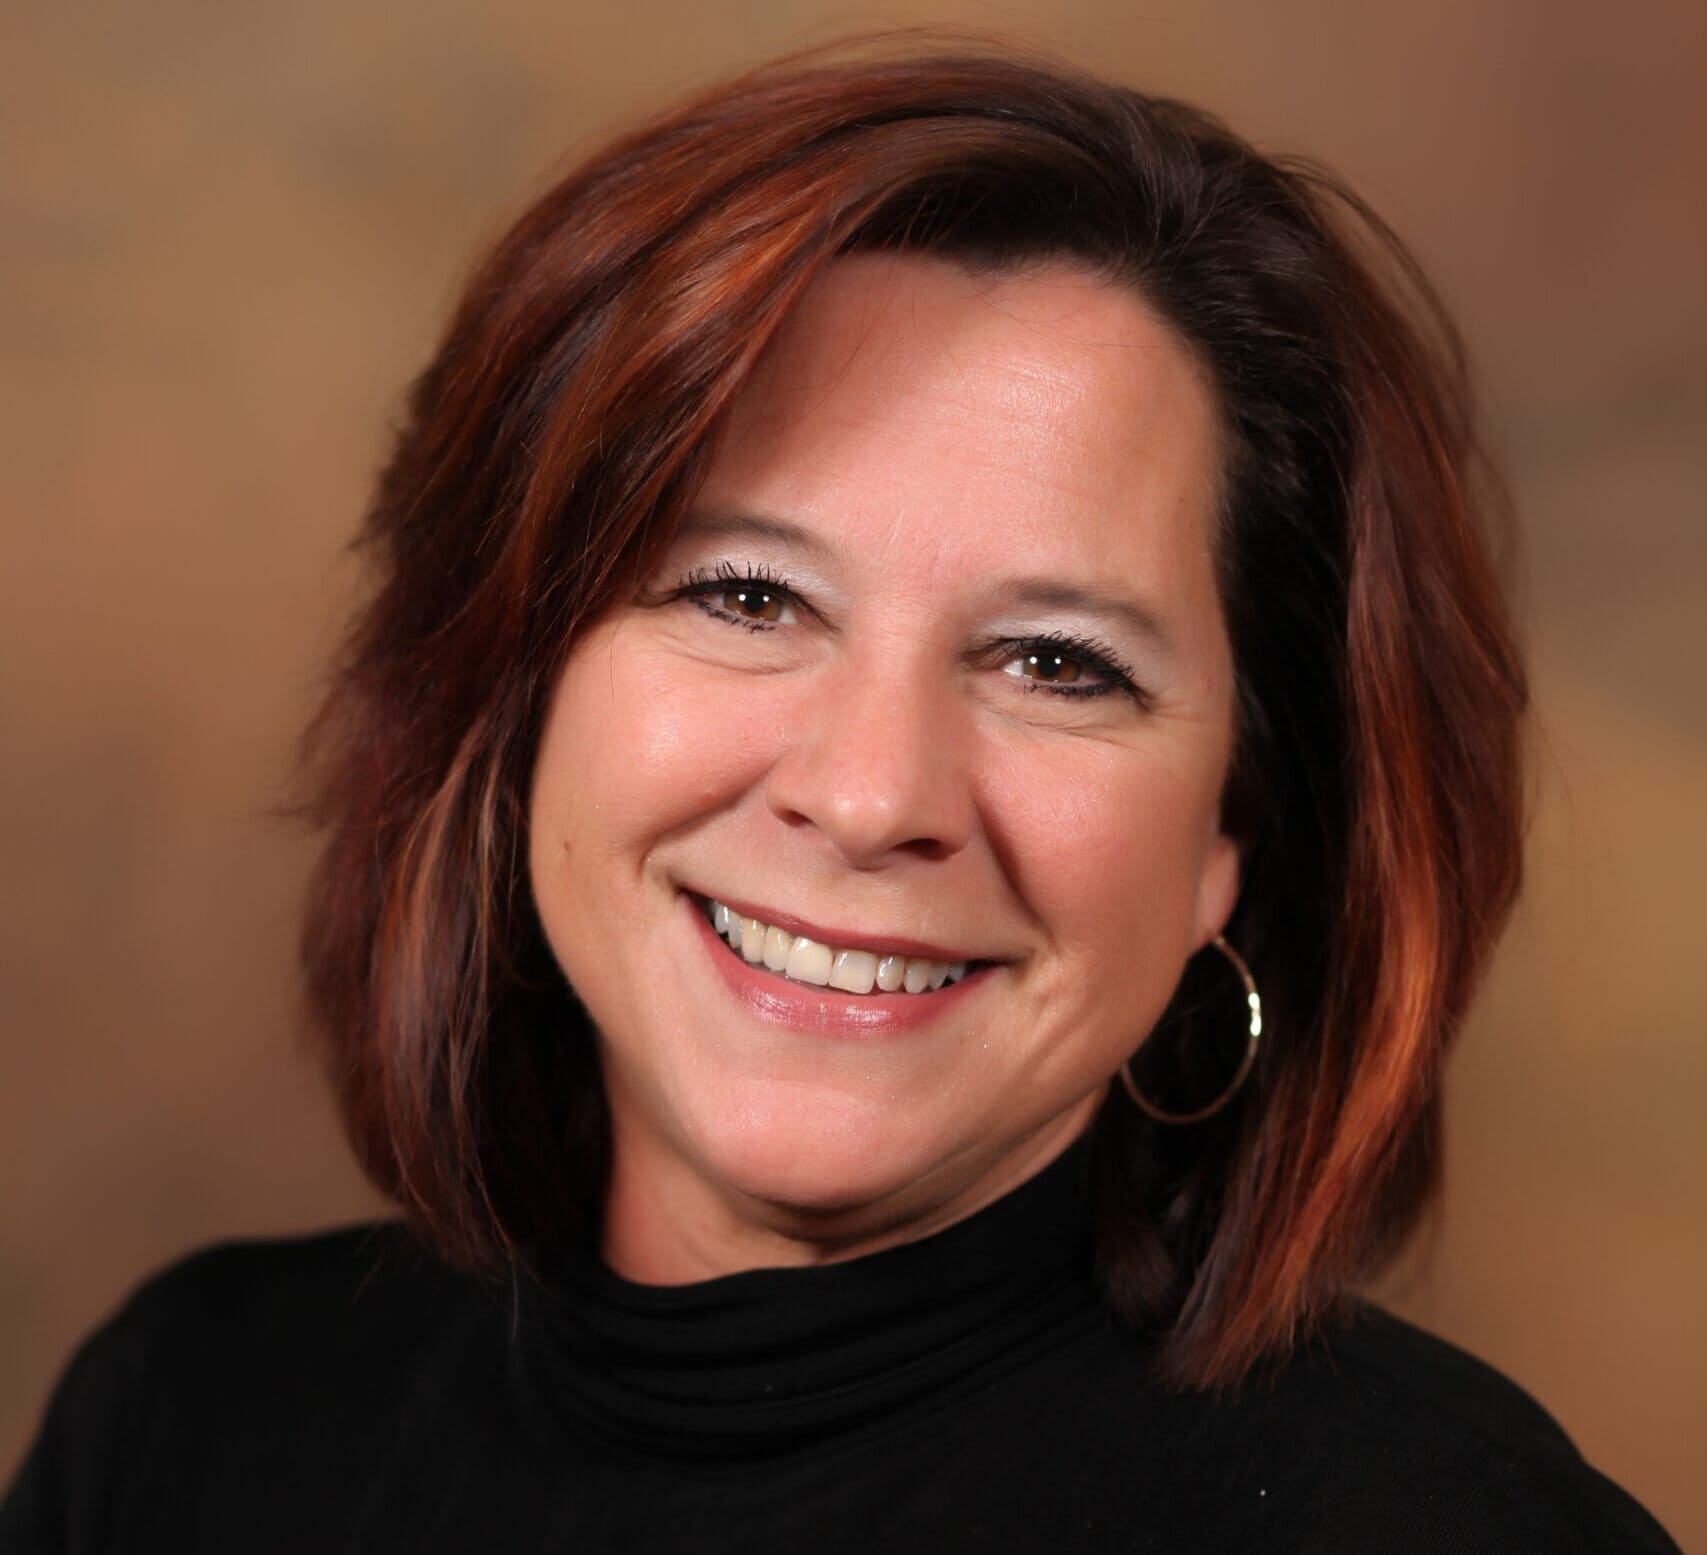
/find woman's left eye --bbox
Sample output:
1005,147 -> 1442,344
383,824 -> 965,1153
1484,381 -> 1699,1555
998,637 -> 1137,700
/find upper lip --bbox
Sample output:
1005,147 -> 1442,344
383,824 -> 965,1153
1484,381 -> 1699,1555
685,886 -> 1001,964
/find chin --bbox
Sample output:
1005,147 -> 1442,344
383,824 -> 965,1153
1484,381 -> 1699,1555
681,1080 -> 946,1220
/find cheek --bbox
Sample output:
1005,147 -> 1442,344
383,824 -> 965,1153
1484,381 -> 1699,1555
981,736 -> 1219,978
528,629 -> 785,891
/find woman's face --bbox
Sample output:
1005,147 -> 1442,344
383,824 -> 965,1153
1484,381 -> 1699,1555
528,253 -> 1240,1272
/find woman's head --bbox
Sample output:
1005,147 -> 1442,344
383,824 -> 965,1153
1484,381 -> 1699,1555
530,252 -> 1240,1264
295,39 -> 1526,1388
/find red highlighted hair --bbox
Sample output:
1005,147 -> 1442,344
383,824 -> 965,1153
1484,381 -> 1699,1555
292,38 -> 1527,1389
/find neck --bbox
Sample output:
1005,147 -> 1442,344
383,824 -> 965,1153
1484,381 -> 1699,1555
519,1126 -> 1107,1463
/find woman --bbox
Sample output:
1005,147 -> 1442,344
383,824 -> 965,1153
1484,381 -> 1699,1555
0,39 -> 1682,1553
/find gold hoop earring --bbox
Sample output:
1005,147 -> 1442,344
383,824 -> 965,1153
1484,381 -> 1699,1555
1118,934 -> 1262,1125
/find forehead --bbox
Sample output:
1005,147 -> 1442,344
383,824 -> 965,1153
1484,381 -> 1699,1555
705,253 -> 1224,585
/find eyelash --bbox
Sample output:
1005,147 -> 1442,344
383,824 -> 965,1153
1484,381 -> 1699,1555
670,560 -> 1148,704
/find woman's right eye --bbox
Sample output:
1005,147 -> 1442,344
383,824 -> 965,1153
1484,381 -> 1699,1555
674,562 -> 801,630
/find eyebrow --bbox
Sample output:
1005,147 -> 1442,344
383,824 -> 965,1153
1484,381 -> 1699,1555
675,508 -> 1174,652
985,576 -> 1174,653
674,509 -> 838,563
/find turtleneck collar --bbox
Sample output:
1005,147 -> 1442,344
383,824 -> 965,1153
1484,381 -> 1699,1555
510,1133 -> 1109,1463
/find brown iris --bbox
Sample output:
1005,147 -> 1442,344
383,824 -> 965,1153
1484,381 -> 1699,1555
1020,650 -> 1082,685
724,585 -> 787,623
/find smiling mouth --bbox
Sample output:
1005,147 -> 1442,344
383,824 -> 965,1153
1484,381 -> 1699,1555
689,892 -> 990,997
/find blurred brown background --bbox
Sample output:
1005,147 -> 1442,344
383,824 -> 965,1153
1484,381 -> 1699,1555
3,0 -> 1702,1543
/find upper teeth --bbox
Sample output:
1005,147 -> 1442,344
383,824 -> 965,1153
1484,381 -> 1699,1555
707,898 -> 970,995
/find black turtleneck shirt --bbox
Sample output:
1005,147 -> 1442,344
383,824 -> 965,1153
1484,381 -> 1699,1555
0,1139 -> 1681,1552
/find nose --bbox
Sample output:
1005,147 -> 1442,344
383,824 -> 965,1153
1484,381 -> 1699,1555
762,638 -> 976,868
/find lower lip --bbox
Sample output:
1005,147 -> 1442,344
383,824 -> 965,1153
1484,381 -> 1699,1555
682,891 -> 998,1037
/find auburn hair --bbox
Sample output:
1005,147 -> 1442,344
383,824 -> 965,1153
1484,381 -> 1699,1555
291,36 -> 1527,1390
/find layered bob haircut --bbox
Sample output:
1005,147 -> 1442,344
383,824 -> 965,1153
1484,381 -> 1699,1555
295,38 -> 1526,1390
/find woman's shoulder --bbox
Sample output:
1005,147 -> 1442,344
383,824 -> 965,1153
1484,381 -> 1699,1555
1299,1301 -> 1582,1453
0,1221 -> 505,1550
128,1216 -> 471,1316
1035,1297 -> 1681,1552
1204,1299 -> 1682,1552
57,1219 -> 488,1390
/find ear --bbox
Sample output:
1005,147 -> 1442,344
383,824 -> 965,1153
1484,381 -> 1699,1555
1192,830 -> 1243,949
